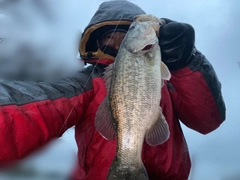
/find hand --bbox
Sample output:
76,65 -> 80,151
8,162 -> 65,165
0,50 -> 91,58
158,18 -> 195,70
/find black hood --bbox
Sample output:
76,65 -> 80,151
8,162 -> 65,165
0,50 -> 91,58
79,0 -> 146,61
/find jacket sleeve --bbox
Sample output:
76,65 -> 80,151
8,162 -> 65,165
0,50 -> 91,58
168,49 -> 226,134
0,67 -> 96,165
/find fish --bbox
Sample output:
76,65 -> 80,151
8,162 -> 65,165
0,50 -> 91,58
95,15 -> 171,180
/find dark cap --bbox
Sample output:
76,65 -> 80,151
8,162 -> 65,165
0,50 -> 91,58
96,25 -> 129,40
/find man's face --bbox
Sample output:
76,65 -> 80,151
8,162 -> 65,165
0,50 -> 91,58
98,31 -> 126,57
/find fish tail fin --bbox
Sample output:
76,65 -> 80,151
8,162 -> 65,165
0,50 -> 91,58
107,157 -> 149,180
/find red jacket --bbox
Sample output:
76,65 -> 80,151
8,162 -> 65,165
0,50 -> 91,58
0,49 -> 225,179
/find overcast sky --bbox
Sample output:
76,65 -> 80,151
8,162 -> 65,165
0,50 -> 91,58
0,0 -> 240,179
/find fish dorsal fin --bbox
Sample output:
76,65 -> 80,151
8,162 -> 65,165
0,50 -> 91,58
95,97 -> 116,140
145,107 -> 170,146
103,63 -> 114,93
161,62 -> 171,81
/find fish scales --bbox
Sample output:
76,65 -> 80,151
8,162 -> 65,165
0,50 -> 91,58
111,46 -> 161,163
95,16 -> 171,180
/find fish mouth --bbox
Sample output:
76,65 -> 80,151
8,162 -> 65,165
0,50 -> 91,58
138,37 -> 158,52
140,41 -> 158,52
141,44 -> 153,51
130,37 -> 158,53
131,43 -> 156,53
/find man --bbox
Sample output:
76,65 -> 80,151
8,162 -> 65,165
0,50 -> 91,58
0,0 -> 225,180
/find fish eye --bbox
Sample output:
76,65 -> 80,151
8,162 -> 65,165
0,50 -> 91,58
129,22 -> 136,30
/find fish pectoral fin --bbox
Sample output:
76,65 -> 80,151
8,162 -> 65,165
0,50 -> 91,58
161,61 -> 171,81
145,108 -> 170,146
161,79 -> 164,88
95,97 -> 116,140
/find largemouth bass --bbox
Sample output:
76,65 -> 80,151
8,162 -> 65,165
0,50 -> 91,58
95,15 -> 171,180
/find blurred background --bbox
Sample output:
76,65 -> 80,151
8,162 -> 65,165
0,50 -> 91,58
0,0 -> 239,179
